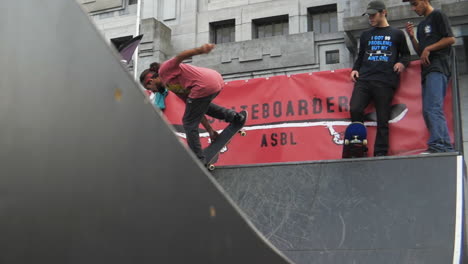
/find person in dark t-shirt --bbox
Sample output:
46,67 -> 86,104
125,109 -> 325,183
405,0 -> 455,153
350,0 -> 410,156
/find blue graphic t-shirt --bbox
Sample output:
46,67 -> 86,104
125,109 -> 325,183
353,26 -> 410,86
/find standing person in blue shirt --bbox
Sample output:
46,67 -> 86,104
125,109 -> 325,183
350,1 -> 410,156
405,0 -> 456,153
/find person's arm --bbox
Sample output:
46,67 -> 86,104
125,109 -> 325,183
419,37 -> 455,66
174,44 -> 216,65
350,33 -> 366,82
394,31 -> 411,73
405,22 -> 421,55
200,116 -> 219,142
423,37 -> 455,53
420,12 -> 455,66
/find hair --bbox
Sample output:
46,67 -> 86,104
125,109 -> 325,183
139,69 -> 152,85
139,62 -> 161,86
149,62 -> 160,73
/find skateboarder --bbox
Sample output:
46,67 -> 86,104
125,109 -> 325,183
404,0 -> 455,154
350,0 -> 410,156
140,44 -> 245,164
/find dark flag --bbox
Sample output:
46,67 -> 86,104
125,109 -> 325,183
118,34 -> 143,64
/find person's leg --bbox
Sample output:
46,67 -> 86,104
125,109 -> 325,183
206,103 -> 238,122
350,80 -> 372,122
370,81 -> 394,156
421,79 -> 430,131
182,95 -> 214,163
205,92 -> 243,123
422,72 -> 454,152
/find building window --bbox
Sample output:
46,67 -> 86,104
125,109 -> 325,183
210,19 -> 235,44
253,15 -> 289,39
128,0 -> 138,5
161,0 -> 176,21
308,4 -> 338,34
326,50 -> 340,64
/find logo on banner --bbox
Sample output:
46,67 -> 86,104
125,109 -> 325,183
172,99 -> 408,151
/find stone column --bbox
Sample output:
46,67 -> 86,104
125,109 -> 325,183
137,18 -> 172,76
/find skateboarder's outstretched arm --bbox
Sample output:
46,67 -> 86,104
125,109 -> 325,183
174,44 -> 216,64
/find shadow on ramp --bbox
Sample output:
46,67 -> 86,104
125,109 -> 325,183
214,154 -> 466,264
0,1 -> 291,263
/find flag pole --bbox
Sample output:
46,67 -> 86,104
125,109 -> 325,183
133,0 -> 142,80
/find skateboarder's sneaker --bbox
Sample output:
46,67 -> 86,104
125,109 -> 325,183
232,112 -> 246,125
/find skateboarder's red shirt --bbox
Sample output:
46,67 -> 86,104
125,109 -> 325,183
159,57 -> 224,99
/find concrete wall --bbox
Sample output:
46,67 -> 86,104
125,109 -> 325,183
138,18 -> 173,73
78,0 -> 124,13
89,3 -> 137,42
460,74 -> 468,154
192,32 -> 316,79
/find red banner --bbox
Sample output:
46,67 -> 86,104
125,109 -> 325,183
163,61 -> 454,165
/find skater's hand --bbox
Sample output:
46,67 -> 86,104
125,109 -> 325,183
421,48 -> 431,66
198,44 -> 216,54
350,70 -> 359,82
209,130 -> 219,142
393,62 -> 405,74
405,22 -> 415,39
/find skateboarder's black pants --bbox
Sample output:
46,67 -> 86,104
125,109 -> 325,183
183,92 -> 237,163
350,80 -> 395,156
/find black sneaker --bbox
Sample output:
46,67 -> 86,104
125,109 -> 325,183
374,152 -> 387,157
232,112 -> 245,124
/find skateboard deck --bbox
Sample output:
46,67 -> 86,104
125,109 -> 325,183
204,111 -> 248,170
342,122 -> 368,158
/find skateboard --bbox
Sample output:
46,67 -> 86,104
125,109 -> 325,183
342,122 -> 368,158
204,111 -> 248,171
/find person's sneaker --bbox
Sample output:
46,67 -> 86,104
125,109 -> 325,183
374,153 -> 387,157
420,148 -> 439,155
442,148 -> 456,153
232,112 -> 246,124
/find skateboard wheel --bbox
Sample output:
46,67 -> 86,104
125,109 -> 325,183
239,130 -> 246,136
344,139 -> 349,145
207,164 -> 215,171
363,139 -> 368,145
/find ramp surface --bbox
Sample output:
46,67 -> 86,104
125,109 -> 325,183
213,154 -> 465,264
0,1 -> 291,263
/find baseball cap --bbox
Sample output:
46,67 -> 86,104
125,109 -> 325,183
362,1 -> 386,16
